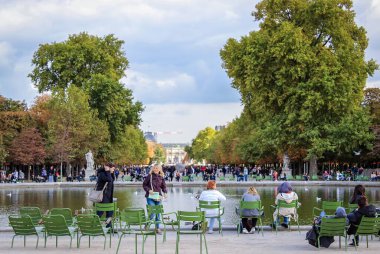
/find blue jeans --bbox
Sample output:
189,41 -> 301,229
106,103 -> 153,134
147,198 -> 162,228
208,218 -> 216,231
276,216 -> 289,225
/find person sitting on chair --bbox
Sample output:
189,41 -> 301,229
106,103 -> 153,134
347,196 -> 377,247
239,187 -> 261,234
272,182 -> 299,229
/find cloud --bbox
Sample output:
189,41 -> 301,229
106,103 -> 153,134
140,102 -> 243,143
0,41 -> 15,66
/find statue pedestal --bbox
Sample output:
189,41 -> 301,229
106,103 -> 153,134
85,169 -> 96,181
282,168 -> 292,177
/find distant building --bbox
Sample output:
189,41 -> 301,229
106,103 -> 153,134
162,143 -> 187,164
144,131 -> 158,143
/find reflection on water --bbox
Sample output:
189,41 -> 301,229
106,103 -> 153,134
1,186 -> 379,226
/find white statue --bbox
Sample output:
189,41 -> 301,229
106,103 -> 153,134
85,150 -> 94,171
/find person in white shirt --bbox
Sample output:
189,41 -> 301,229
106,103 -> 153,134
199,180 -> 226,234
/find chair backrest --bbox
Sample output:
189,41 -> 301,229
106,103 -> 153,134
120,208 -> 147,229
9,215 -> 37,235
77,214 -> 104,235
177,211 -> 205,223
240,200 -> 261,210
277,199 -> 298,209
356,217 -> 379,236
146,204 -> 164,217
19,207 -> 42,225
319,217 -> 347,237
198,200 -> 221,210
182,176 -> 189,182
50,208 -> 73,225
95,203 -> 117,219
346,203 -> 358,213
321,201 -> 343,214
311,175 -> 318,180
295,175 -> 302,180
43,214 -> 71,236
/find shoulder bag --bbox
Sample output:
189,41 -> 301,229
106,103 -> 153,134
148,174 -> 161,201
88,182 -> 108,203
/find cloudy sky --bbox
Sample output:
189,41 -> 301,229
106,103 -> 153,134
0,0 -> 379,143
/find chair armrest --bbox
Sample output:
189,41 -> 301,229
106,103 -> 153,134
220,207 -> 225,216
313,207 -> 322,217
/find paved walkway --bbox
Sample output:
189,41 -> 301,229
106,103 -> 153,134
1,229 -> 379,253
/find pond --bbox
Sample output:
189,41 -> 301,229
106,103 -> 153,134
1,186 -> 379,226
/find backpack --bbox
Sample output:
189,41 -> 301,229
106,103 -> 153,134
306,225 -> 334,248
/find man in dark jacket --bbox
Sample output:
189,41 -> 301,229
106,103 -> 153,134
347,196 -> 377,246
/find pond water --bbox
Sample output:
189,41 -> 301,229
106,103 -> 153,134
1,186 -> 379,226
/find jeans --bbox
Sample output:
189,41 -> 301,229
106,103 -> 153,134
208,218 -> 216,231
147,198 -> 162,228
244,174 -> 248,181
276,216 -> 289,225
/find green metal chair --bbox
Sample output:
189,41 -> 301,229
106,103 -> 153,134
236,200 -> 264,236
345,203 -> 358,214
264,175 -> 272,181
95,202 -> 118,233
9,215 -> 40,248
116,208 -> 156,254
43,214 -> 76,248
316,217 -> 347,250
352,217 -> 379,249
76,214 -> 111,249
271,200 -> 300,234
182,176 -> 190,182
218,176 -> 225,181
175,211 -> 208,254
313,201 -> 343,218
255,175 -> 263,181
286,175 -> 294,180
311,175 -> 319,181
197,200 -> 224,235
146,204 -> 179,242
50,208 -> 75,226
295,175 -> 302,181
20,207 -> 43,226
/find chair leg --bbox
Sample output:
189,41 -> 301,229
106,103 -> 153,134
36,235 -> 39,249
11,235 -> 16,248
203,234 -> 208,254
135,234 -> 138,254
24,235 -> 26,247
155,234 -> 157,254
175,233 -> 179,254
200,231 -> 202,254
116,233 -> 123,254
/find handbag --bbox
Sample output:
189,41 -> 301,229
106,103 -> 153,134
88,182 -> 108,203
148,174 -> 161,201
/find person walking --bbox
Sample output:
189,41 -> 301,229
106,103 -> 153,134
96,162 -> 115,228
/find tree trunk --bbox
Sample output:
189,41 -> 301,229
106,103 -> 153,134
309,155 -> 318,175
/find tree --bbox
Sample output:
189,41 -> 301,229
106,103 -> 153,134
29,32 -> 144,142
191,127 -> 217,162
8,128 -> 46,165
153,146 -> 166,164
364,88 -> 380,125
47,86 -> 109,169
220,0 -> 377,174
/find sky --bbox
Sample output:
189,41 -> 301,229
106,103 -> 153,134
0,0 -> 379,143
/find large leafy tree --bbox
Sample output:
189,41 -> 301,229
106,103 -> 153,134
47,86 -> 109,168
29,32 -> 143,143
220,0 -> 377,174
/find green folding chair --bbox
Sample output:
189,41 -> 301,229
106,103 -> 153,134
20,207 -> 43,226
9,215 -> 40,248
175,211 -> 208,254
146,204 -> 179,242
77,214 -> 111,249
236,200 -> 264,236
271,199 -> 300,234
116,208 -> 156,254
316,217 -> 347,250
43,214 -> 76,248
50,208 -> 75,226
313,201 -> 343,218
197,200 -> 224,235
352,217 -> 379,249
95,202 -> 118,233
311,175 -> 319,181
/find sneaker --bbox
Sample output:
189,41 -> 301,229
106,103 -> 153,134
250,228 -> 255,234
155,229 -> 162,235
207,230 -> 213,234
349,242 -> 357,247
281,223 -> 289,229
242,228 -> 249,234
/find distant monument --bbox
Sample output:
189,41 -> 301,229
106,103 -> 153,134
85,150 -> 95,180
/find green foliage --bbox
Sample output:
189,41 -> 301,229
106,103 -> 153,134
191,127 -> 216,162
29,32 -> 129,93
87,75 -> 143,142
220,0 -> 377,169
153,146 -> 166,164
109,125 -> 147,164
0,96 -> 27,112
364,88 -> 380,125
47,86 -> 109,164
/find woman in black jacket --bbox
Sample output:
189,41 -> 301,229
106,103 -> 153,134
96,162 -> 115,226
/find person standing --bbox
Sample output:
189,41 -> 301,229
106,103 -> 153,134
143,164 -> 167,234
96,162 -> 115,227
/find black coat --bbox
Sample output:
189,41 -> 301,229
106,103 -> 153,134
96,167 -> 114,203
347,205 -> 377,235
